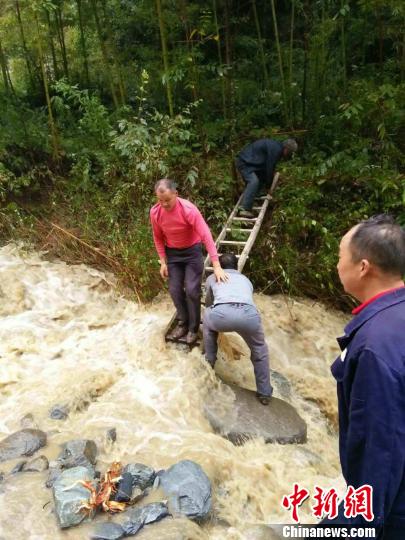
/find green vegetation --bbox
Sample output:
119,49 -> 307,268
0,0 -> 404,307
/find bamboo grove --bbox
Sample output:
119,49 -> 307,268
0,0 -> 404,304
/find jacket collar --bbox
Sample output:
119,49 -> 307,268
337,287 -> 405,350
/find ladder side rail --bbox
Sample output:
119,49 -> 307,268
237,196 -> 271,271
237,173 -> 279,271
203,193 -> 244,270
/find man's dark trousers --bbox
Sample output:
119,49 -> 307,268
166,243 -> 204,332
236,162 -> 265,211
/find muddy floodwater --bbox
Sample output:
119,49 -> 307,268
0,244 -> 349,539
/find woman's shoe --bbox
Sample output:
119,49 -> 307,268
169,322 -> 188,340
186,331 -> 198,345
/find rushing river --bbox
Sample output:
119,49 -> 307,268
0,244 -> 349,539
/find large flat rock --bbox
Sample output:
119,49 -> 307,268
204,383 -> 307,445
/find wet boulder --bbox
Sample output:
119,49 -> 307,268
159,460 -> 211,520
22,455 -> 49,472
53,466 -> 96,529
114,472 -> 133,503
204,383 -> 307,445
91,522 -> 125,540
106,428 -> 117,443
49,404 -> 70,420
57,439 -> 97,470
123,463 -> 155,491
46,463 -> 63,488
121,502 -> 170,535
0,429 -> 47,463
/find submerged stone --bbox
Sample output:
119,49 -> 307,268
91,522 -> 125,540
22,455 -> 49,472
57,439 -> 97,470
106,428 -> 117,443
121,502 -> 170,535
159,460 -> 211,520
123,463 -> 155,490
114,472 -> 133,502
205,383 -> 307,445
49,404 -> 70,420
53,466 -> 96,529
0,429 -> 47,463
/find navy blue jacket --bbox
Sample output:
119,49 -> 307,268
331,287 -> 405,534
236,139 -> 283,185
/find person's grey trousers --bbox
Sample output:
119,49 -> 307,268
203,303 -> 273,397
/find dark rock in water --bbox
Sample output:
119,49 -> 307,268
205,383 -> 307,445
0,429 -> 47,463
90,522 -> 125,540
46,465 -> 63,488
123,463 -> 155,490
271,369 -> 292,400
57,439 -> 97,470
121,502 -> 169,535
22,455 -> 49,472
114,472 -> 133,502
159,460 -> 211,520
0,472 -> 4,483
49,404 -> 70,420
11,461 -> 26,474
20,413 -> 38,429
53,466 -> 96,529
106,428 -> 117,443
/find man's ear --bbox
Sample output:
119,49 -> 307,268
360,259 -> 371,277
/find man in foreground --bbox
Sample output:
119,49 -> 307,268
203,253 -> 272,404
150,178 -> 227,345
330,214 -> 405,538
235,137 -> 297,218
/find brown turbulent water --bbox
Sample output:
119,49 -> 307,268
0,244 -> 349,539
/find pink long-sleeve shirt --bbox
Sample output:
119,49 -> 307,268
150,197 -> 219,263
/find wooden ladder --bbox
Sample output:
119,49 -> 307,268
164,173 -> 280,343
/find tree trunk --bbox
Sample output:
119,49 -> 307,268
90,0 -> 119,108
288,0 -> 295,124
55,2 -> 69,80
15,0 -> 36,90
251,0 -> 269,89
45,9 -> 59,80
270,0 -> 288,123
212,0 -> 227,119
340,0 -> 347,93
33,10 -> 59,160
0,37 -> 10,92
76,0 -> 90,86
156,0 -> 174,116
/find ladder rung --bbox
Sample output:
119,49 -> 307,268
219,240 -> 247,245
232,217 -> 257,222
226,228 -> 252,233
252,206 -> 262,210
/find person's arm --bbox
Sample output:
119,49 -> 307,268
150,210 -> 168,279
187,206 -> 228,283
333,349 -> 399,530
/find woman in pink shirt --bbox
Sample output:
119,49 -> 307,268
150,178 -> 227,344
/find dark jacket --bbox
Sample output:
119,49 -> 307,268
236,139 -> 283,185
330,287 -> 405,535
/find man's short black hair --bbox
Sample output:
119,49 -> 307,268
219,253 -> 238,270
154,178 -> 177,192
350,214 -> 405,277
